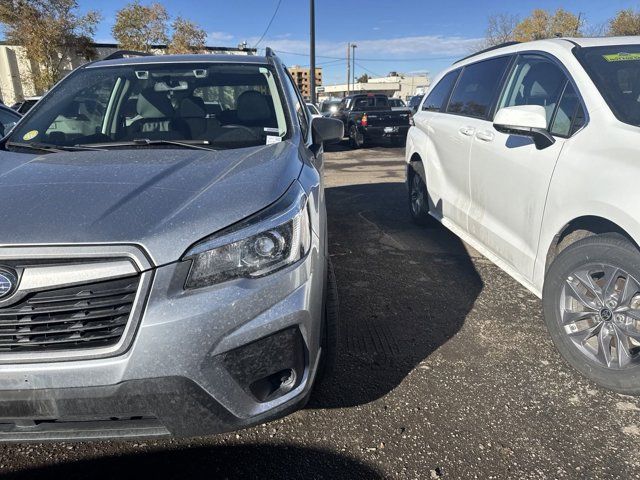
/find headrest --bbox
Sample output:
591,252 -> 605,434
179,97 -> 206,117
237,90 -> 272,123
137,90 -> 174,118
527,63 -> 563,98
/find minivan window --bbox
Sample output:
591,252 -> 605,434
575,45 -> 640,127
7,63 -> 289,151
498,55 -> 567,127
550,82 -> 583,137
423,69 -> 460,112
447,56 -> 511,119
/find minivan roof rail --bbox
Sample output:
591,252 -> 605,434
102,50 -> 154,61
265,47 -> 276,57
453,41 -> 520,65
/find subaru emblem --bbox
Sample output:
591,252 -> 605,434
0,269 -> 16,299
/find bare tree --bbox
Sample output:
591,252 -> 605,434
484,13 -> 520,47
0,0 -> 100,93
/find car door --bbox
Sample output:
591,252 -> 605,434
425,56 -> 511,230
467,54 -> 586,281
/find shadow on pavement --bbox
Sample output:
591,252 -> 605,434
310,182 -> 483,409
324,140 -> 404,153
3,444 -> 384,480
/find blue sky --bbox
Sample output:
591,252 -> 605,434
76,0 -> 639,83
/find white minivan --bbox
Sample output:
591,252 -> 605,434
406,37 -> 640,394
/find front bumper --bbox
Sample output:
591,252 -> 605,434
0,244 -> 326,441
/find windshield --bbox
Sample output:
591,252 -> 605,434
320,100 -> 340,113
7,62 -> 289,151
575,44 -> 640,127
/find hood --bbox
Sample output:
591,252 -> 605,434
0,142 -> 302,265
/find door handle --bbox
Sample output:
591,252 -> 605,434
476,130 -> 495,142
459,126 -> 475,136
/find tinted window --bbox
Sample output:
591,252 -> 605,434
550,82 -> 582,137
575,45 -> 640,127
447,56 -> 511,118
423,70 -> 460,112
0,108 -> 20,136
499,55 -> 567,127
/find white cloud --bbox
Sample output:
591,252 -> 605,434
208,31 -> 235,44
248,34 -> 482,59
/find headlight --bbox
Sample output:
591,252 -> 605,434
183,182 -> 312,289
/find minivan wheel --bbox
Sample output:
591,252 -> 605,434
543,234 -> 640,394
315,257 -> 339,384
408,165 -> 432,226
349,125 -> 364,149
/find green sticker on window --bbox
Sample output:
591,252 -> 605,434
22,130 -> 38,141
603,52 -> 640,62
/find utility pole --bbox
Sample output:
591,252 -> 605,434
309,0 -> 316,104
351,44 -> 357,91
347,43 -> 352,96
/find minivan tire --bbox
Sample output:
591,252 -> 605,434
408,162 -> 433,226
543,234 -> 640,395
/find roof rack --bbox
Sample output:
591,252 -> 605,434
453,41 -> 520,65
102,50 -> 154,61
265,47 -> 276,57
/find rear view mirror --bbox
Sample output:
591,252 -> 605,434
493,105 -> 555,150
312,116 -> 344,146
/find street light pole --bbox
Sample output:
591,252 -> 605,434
309,0 -> 316,104
351,44 -> 357,90
346,43 -> 351,96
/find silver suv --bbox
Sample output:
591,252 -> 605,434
0,50 -> 343,440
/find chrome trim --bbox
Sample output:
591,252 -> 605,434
18,260 -> 137,293
0,245 -> 153,270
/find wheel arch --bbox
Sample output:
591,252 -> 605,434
407,153 -> 426,183
545,215 -> 639,272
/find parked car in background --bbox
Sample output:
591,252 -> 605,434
0,104 -> 21,137
306,102 -> 322,118
320,98 -> 342,117
407,36 -> 640,394
407,94 -> 424,114
0,48 -> 343,441
10,96 -> 41,115
388,98 -> 408,111
333,94 -> 411,148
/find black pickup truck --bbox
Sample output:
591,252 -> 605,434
332,94 -> 412,148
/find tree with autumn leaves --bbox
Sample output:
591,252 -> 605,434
484,8 -> 640,47
111,1 -> 207,54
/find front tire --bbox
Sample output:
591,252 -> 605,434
543,234 -> 640,394
316,258 -> 339,383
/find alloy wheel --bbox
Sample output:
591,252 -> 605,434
560,264 -> 640,369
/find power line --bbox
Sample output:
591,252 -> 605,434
354,61 -> 382,78
254,0 -> 283,48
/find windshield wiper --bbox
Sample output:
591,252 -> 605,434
78,139 -> 218,152
5,142 -> 106,153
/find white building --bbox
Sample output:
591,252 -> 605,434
318,73 -> 430,101
0,42 -> 255,106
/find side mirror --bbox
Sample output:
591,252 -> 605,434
312,116 -> 344,146
493,105 -> 555,150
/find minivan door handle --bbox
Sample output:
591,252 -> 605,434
459,126 -> 475,136
475,130 -> 495,142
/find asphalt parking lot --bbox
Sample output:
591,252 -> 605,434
1,144 -> 640,480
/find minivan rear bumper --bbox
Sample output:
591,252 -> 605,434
0,244 -> 326,441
